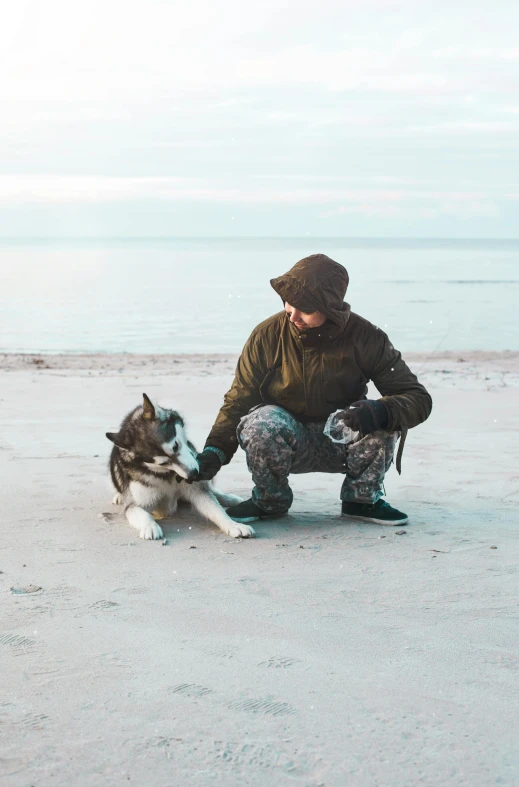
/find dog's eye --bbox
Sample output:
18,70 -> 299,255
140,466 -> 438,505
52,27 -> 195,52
173,442 -> 179,452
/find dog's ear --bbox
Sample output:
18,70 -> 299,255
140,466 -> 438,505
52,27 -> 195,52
142,393 -> 155,421
106,431 -> 131,449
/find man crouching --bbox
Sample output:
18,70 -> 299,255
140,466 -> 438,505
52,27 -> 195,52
192,254 -> 432,526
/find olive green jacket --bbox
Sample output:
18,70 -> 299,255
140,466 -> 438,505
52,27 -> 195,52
205,254 -> 432,473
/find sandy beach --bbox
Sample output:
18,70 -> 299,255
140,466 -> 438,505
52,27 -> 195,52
1,351 -> 518,786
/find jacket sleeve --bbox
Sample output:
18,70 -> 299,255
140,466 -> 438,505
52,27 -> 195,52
204,331 -> 268,463
365,330 -> 432,431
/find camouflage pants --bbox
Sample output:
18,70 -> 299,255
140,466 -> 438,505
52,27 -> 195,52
237,404 -> 399,513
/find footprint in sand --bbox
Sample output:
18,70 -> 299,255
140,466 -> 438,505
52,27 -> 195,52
226,696 -> 297,717
0,633 -> 39,656
89,600 -> 120,611
214,741 -> 297,772
168,683 -> 214,698
166,682 -> 297,719
206,646 -> 237,660
16,713 -> 49,730
258,656 -> 303,669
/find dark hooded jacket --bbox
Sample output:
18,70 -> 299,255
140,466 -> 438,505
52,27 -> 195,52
205,253 -> 432,473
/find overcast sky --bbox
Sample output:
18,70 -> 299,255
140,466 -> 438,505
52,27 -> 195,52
1,0 -> 518,237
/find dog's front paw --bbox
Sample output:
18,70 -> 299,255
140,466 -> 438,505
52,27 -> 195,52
139,521 -> 164,540
112,492 -> 123,505
227,523 -> 255,539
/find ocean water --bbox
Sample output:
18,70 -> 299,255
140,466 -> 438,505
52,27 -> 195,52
0,237 -> 517,354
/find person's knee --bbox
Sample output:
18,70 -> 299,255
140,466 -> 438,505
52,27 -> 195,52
346,429 -> 398,474
238,405 -> 298,447
352,429 -> 398,450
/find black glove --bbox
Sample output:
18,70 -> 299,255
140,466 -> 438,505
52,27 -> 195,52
175,448 -> 223,484
194,448 -> 223,481
340,399 -> 389,437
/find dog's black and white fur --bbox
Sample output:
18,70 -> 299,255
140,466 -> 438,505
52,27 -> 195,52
106,393 -> 254,540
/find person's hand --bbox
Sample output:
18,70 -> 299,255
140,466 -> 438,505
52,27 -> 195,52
194,448 -> 223,481
340,399 -> 389,436
176,448 -> 223,483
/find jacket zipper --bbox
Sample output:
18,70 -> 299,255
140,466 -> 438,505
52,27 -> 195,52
319,336 -> 324,404
302,344 -> 308,415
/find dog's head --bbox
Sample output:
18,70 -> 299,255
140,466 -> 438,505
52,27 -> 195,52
106,393 -> 199,481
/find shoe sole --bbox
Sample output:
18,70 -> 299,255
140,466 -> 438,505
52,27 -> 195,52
229,516 -> 260,524
341,513 -> 408,526
228,512 -> 288,524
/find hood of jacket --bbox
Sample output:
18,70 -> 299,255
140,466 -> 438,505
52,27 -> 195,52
270,253 -> 351,330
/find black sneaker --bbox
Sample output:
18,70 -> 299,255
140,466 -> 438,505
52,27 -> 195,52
341,499 -> 408,526
226,498 -> 288,523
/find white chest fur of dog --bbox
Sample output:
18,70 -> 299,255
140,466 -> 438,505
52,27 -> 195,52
106,393 -> 254,541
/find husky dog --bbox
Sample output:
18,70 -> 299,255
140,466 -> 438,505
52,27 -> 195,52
106,393 -> 254,541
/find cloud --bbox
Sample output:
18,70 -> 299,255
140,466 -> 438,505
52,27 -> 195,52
0,176 -> 203,204
397,121 -> 519,136
0,0 -> 506,117
0,176 -> 510,223
321,198 -> 501,219
432,47 -> 519,61
1,0 -> 519,236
